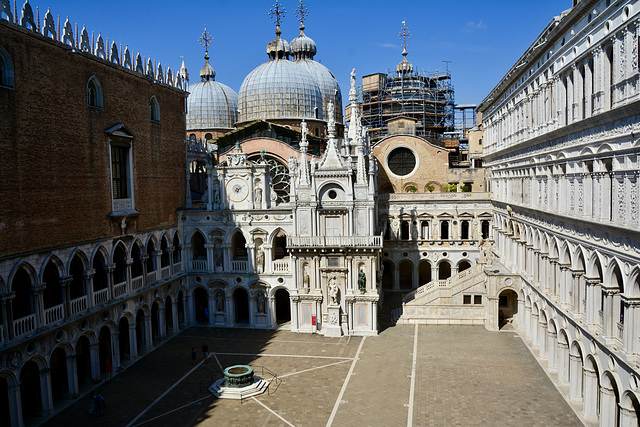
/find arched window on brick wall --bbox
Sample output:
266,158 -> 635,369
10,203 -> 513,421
0,45 -> 14,88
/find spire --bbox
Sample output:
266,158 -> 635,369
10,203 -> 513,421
267,1 -> 289,59
290,0 -> 316,60
397,20 -> 413,75
295,0 -> 308,32
348,69 -> 360,144
298,120 -> 311,186
198,25 -> 215,81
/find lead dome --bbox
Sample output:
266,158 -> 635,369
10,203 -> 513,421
238,24 -> 323,124
187,52 -> 238,132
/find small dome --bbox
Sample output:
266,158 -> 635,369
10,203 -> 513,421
290,25 -> 317,60
396,47 -> 413,74
200,52 -> 216,81
238,59 -> 323,123
187,54 -> 238,130
266,25 -> 290,59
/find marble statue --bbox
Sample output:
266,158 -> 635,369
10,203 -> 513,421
328,277 -> 339,305
216,291 -> 224,312
256,246 -> 265,273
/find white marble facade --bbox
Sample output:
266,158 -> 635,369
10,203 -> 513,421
479,0 -> 640,424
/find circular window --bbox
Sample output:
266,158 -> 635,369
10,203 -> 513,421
328,190 -> 337,199
387,147 -> 416,177
402,252 -> 409,257
235,277 -> 242,283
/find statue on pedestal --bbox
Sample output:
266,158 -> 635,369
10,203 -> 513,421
328,277 -> 339,305
358,268 -> 366,293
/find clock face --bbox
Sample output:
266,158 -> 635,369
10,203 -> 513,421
227,178 -> 249,202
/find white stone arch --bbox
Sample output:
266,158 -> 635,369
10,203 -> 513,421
47,341 -> 74,364
548,236 -> 561,259
144,233 -> 160,251
151,296 -> 166,310
224,226 -> 251,246
248,281 -> 270,298
604,257 -> 625,292
597,143 -> 615,154
456,258 -> 473,271
135,303 -> 151,317
580,146 -> 596,156
267,226 -> 288,244
558,240 -> 571,265
0,276 -> 6,295
89,244 -> 111,267
110,239 -> 130,261
8,260 -> 38,291
627,267 -> 640,297
172,228 -> 184,246
96,319 -> 118,337
268,284 -> 289,299
118,311 -> 135,326
571,245 -> 588,271
20,354 -> 48,372
0,369 -> 19,387
66,248 -> 89,275
586,250 -> 605,280
39,253 -> 66,282
620,390 -> 640,424
188,283 -> 210,299
73,329 -> 99,348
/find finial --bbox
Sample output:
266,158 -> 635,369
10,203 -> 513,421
269,1 -> 286,36
399,19 -> 411,57
295,0 -> 308,31
199,25 -> 213,57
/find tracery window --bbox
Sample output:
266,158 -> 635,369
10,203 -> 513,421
0,45 -> 14,88
87,76 -> 103,107
150,95 -> 160,122
248,154 -> 290,204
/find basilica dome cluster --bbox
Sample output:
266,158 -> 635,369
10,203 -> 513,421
186,6 -> 342,137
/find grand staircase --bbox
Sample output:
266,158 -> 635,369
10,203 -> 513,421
390,263 -> 487,325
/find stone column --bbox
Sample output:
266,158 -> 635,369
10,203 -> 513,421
128,323 -> 138,359
207,292 -> 216,326
226,296 -> 234,326
172,298 -> 179,333
39,367 -> 54,416
538,319 -> 547,359
205,243 -> 215,272
1,293 -> 14,340
158,306 -> 166,339
557,341 -> 570,386
268,296 -> 276,327
620,404 -> 638,427
7,383 -> 23,427
32,284 -> 46,330
144,313 -> 153,351
185,293 -> 194,324
249,295 -> 256,327
582,365 -> 599,421
89,343 -> 101,382
111,331 -> 121,372
569,353 -> 583,402
547,328 -> 557,372
106,263 -> 116,296
66,354 -> 80,398
531,311 -> 539,349
600,383 -> 617,427
602,287 -> 616,337
246,244 -> 255,273
61,276 -> 72,318
524,301 -> 532,340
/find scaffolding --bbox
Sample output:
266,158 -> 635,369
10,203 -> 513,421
359,68 -> 455,142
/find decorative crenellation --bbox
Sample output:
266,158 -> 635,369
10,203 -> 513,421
0,0 -> 186,90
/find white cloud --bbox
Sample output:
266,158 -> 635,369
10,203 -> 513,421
465,20 -> 487,31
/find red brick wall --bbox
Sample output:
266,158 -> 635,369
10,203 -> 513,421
0,22 -> 186,256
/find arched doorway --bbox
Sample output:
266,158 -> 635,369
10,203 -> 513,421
382,261 -> 394,290
98,326 -> 112,378
498,289 -> 518,329
118,317 -> 130,361
398,260 -> 413,290
50,347 -> 68,402
165,296 -> 173,332
20,360 -> 42,420
418,261 -> 432,286
136,310 -> 146,351
75,336 -> 92,385
0,376 -> 10,426
151,302 -> 159,342
438,261 -> 451,280
42,260 -> 63,314
275,289 -> 291,324
178,290 -> 185,324
193,287 -> 209,323
234,288 -> 250,324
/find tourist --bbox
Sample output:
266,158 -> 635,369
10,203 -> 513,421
95,391 -> 105,417
191,347 -> 197,366
202,343 -> 209,364
89,392 -> 96,415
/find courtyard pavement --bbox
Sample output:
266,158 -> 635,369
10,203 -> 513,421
42,325 -> 583,427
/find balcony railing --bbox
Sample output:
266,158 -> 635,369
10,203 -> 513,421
94,288 -> 109,306
70,296 -> 87,315
232,260 -> 248,272
192,260 -> 207,271
113,281 -> 127,299
273,259 -> 290,273
147,270 -> 157,286
172,262 -> 182,275
161,266 -> 170,280
131,276 -> 144,292
288,235 -> 383,248
616,322 -> 624,342
44,304 -> 64,325
13,314 -> 36,337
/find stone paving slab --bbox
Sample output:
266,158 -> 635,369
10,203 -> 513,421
42,325 -> 582,427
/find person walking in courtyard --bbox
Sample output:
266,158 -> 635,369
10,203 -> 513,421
95,390 -> 105,417
89,392 -> 96,415
191,346 -> 197,365
202,343 -> 209,364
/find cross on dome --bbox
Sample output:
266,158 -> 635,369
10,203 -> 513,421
269,1 -> 286,33
199,25 -> 214,54
399,20 -> 411,54
296,0 -> 309,30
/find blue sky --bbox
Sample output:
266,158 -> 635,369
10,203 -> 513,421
34,0 -> 569,106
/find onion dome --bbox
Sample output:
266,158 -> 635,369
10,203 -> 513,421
396,47 -> 413,75
238,24 -> 323,123
292,23 -> 342,123
186,52 -> 238,131
290,23 -> 317,60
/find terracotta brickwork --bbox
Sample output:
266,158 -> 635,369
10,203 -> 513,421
0,22 -> 186,256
